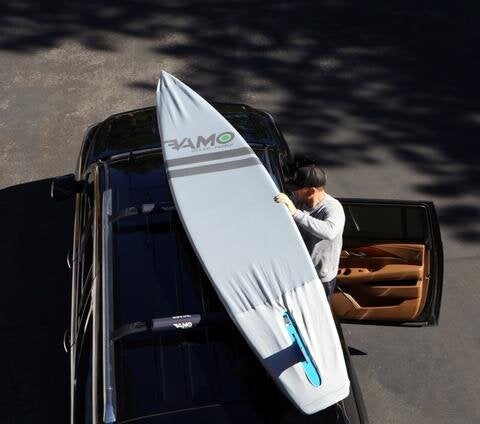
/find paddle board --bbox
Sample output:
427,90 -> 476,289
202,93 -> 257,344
156,71 -> 349,414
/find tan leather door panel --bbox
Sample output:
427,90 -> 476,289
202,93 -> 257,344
331,244 -> 431,321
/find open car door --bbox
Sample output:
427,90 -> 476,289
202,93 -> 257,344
331,198 -> 443,326
0,179 -> 74,423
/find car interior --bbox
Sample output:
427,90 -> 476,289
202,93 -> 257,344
331,243 -> 430,321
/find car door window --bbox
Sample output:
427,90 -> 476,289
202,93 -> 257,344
277,152 -> 293,183
267,149 -> 286,191
343,203 -> 427,241
253,148 -> 282,191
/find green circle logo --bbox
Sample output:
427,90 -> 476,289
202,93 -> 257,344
217,132 -> 234,144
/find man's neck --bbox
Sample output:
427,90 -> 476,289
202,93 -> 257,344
307,191 -> 326,208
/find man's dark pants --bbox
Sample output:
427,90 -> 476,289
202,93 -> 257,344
322,277 -> 337,298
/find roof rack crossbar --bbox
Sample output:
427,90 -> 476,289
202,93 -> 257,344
111,312 -> 229,342
110,202 -> 176,224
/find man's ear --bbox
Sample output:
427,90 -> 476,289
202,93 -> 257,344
307,187 -> 316,196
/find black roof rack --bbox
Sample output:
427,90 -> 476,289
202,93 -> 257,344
110,202 -> 176,224
111,312 -> 230,342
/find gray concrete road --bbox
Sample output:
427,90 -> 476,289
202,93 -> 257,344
1,2 -> 479,423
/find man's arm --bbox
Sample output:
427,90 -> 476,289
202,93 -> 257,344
293,206 -> 345,241
274,193 -> 345,240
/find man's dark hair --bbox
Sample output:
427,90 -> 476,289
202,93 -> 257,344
287,165 -> 327,189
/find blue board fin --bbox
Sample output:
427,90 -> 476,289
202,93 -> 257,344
283,312 -> 322,387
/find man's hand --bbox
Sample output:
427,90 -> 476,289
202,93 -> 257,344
274,193 -> 297,216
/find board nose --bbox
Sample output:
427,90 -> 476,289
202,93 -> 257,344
158,70 -> 170,89
159,70 -> 182,88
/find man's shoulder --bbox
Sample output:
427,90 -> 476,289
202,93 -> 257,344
325,193 -> 341,205
324,194 -> 345,214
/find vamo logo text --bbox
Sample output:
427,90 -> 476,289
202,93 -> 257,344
165,131 -> 234,151
173,322 -> 193,329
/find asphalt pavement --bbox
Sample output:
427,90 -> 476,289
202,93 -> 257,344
1,2 -> 479,423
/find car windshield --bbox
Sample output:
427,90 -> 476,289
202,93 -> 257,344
87,106 -> 280,167
105,152 -> 350,423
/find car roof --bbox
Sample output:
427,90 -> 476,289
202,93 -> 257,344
102,152 -> 353,423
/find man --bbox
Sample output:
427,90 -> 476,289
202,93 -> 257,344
274,165 -> 345,298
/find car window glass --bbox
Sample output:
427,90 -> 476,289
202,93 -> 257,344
91,109 -> 160,161
251,148 -> 282,191
223,112 -> 270,144
267,149 -> 284,191
253,148 -> 267,167
343,203 -> 427,241
278,152 -> 294,183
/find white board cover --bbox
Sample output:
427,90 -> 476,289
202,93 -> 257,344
156,71 -> 349,414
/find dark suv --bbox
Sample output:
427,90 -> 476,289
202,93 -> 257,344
53,103 -> 443,424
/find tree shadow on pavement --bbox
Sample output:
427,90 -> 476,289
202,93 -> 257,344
0,179 -> 73,424
1,1 -> 479,244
